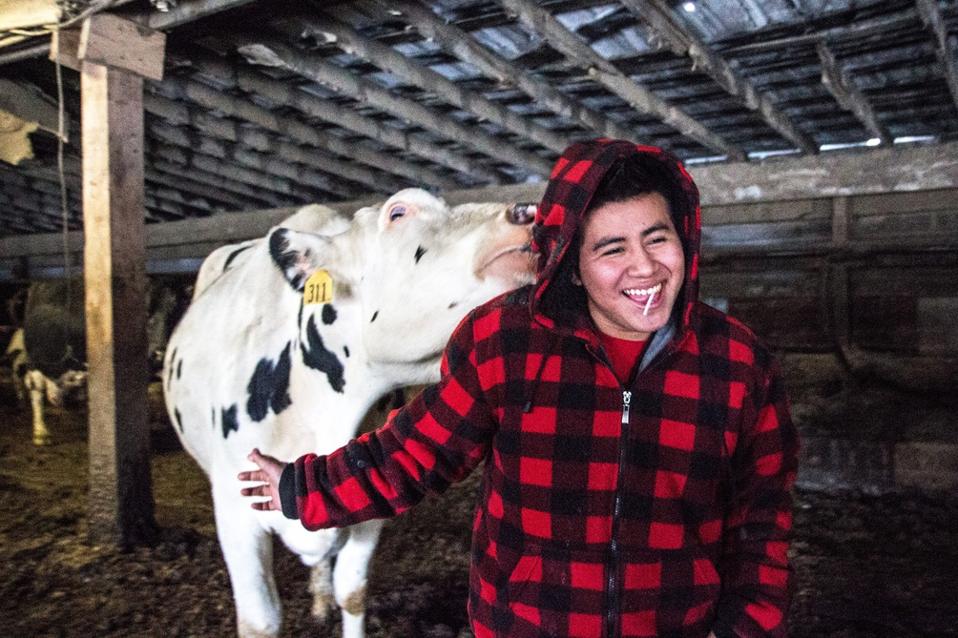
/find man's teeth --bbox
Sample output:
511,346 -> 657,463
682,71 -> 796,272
624,283 -> 663,298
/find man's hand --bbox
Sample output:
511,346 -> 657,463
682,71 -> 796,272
238,448 -> 288,511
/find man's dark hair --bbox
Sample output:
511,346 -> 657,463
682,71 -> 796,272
586,154 -> 684,222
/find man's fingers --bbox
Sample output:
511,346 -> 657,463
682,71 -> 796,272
238,469 -> 267,483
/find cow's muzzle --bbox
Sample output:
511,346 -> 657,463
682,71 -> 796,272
507,203 -> 537,225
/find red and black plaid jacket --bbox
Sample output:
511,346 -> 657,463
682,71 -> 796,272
280,140 -> 799,638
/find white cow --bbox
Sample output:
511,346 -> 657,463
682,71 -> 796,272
164,188 -> 536,638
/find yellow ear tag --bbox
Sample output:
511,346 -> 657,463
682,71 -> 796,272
303,269 -> 334,305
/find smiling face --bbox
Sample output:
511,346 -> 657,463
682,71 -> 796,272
576,192 -> 685,341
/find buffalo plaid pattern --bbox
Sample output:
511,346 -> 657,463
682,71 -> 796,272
283,141 -> 798,638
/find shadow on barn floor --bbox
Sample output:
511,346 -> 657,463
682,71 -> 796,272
0,353 -> 957,637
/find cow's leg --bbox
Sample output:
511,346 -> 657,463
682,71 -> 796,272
213,488 -> 282,638
24,370 -> 50,446
333,519 -> 385,638
309,557 -> 335,622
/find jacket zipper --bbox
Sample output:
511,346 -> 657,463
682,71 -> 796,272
605,389 -> 631,638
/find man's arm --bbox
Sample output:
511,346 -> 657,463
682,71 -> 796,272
241,309 -> 497,530
712,359 -> 799,638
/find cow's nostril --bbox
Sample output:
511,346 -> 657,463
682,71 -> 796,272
508,203 -> 537,225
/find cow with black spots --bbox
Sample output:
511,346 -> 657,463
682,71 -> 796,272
165,188 -> 537,638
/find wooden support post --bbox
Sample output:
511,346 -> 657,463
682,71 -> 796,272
79,15 -> 164,547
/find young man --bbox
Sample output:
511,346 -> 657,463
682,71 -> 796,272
240,139 -> 799,638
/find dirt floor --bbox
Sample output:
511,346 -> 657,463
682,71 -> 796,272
1,353 -> 957,638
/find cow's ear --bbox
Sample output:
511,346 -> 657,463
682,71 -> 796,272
378,188 -> 448,231
267,227 -> 342,292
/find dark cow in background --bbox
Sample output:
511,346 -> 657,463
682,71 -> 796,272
166,188 -> 536,638
19,277 -> 190,445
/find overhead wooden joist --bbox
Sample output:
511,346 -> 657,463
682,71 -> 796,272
143,92 -> 409,195
147,121 -> 362,200
381,0 -> 635,141
226,34 -> 556,176
816,42 -> 892,145
146,146 -> 298,208
619,0 -> 817,155
715,5 -> 922,56
292,12 -> 570,154
157,69 -> 465,189
495,0 -> 744,160
915,0 -> 958,115
147,140 -> 316,203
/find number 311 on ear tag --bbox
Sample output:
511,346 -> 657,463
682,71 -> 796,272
303,270 -> 333,305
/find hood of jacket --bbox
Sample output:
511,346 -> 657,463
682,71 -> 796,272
529,139 -> 701,354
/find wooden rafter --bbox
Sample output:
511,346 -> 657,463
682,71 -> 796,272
143,92 -> 409,195
148,121 -> 360,200
619,0 -> 817,155
290,12 -> 570,154
167,53 -> 477,188
816,42 -> 892,145
135,0 -> 256,30
380,0 -> 637,141
227,34 -> 555,176
158,73 -> 464,190
148,156 -> 287,208
495,0 -> 744,160
148,140 -> 327,203
915,0 -> 958,116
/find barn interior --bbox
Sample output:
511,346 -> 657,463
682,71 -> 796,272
0,0 -> 957,636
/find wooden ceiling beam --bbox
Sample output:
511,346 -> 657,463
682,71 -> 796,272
229,34 -> 555,176
380,0 -> 636,142
161,68 -> 464,189
620,0 -> 817,155
816,42 -> 893,145
145,169 -> 250,211
147,140 -> 323,204
144,92 -> 408,195
148,120 -> 361,200
148,156 -> 287,208
496,0 -> 744,160
292,12 -> 569,154
915,0 -> 958,116
133,0 -> 256,31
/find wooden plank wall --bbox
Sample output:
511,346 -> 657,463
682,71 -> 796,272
699,189 -> 958,355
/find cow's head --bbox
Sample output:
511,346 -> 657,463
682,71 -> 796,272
268,188 -> 536,368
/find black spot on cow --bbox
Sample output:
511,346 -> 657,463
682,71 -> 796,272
297,298 -> 304,329
210,407 -> 215,429
269,229 -> 306,291
301,316 -> 345,393
415,245 -> 427,263
343,345 -> 350,358
246,342 -> 293,422
448,301 -> 459,309
322,304 -> 337,325
370,311 -> 379,323
221,404 -> 239,439
176,358 -> 183,380
166,349 -> 177,392
223,243 -> 254,271
174,407 -> 184,433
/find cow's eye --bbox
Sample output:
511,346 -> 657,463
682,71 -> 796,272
388,204 -> 407,221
